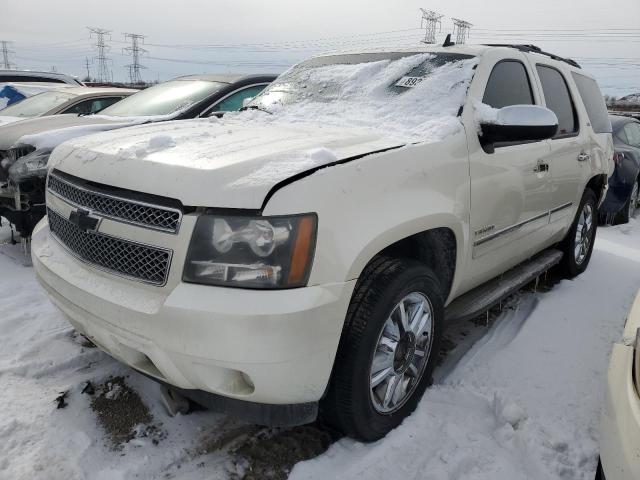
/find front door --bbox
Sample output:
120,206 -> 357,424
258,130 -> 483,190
465,57 -> 554,289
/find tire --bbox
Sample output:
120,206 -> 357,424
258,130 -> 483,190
559,189 -> 598,278
614,180 -> 638,225
321,256 -> 444,441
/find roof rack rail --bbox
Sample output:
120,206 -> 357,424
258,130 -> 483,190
483,44 -> 581,69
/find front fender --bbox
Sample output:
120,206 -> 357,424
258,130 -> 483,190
262,132 -> 471,290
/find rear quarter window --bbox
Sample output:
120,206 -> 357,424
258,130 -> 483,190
571,73 -> 612,134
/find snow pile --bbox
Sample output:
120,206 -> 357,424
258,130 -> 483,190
0,115 -> 23,126
229,147 -> 338,188
15,120 -> 152,151
0,98 -> 8,109
2,215 -> 640,479
231,54 -> 478,144
290,221 -> 640,480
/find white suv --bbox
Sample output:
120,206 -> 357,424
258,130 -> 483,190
31,44 -> 613,440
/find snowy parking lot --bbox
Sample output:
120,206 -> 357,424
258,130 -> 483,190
1,218 -> 639,480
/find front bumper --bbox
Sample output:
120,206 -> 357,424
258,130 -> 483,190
599,343 -> 640,480
32,219 -> 356,410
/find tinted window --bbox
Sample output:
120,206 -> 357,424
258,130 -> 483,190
536,65 -> 577,137
0,75 -> 65,83
623,122 -> 640,147
210,85 -> 267,113
571,73 -> 611,134
483,61 -> 534,108
62,97 -> 124,115
99,80 -> 225,117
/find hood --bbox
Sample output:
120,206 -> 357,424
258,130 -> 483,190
50,118 -> 406,209
0,116 -> 23,127
0,114 -> 120,150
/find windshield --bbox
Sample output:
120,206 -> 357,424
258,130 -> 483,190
98,79 -> 225,117
0,90 -> 76,118
247,52 -> 477,140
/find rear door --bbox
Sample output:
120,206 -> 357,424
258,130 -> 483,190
532,63 -> 585,234
570,73 -> 614,200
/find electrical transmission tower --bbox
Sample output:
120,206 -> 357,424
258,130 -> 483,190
88,27 -> 113,82
123,33 -> 147,85
451,18 -> 473,44
84,57 -> 91,81
1,40 -> 15,69
420,9 -> 444,44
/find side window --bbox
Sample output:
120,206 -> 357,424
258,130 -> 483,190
536,65 -> 578,137
623,123 -> 640,147
209,85 -> 267,113
482,60 -> 534,109
62,97 -> 123,115
571,73 -> 612,134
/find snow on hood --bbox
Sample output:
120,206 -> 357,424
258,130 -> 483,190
12,112 -> 184,151
49,118 -> 405,208
0,115 -> 23,127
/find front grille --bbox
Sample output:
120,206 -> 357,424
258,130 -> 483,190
48,208 -> 172,286
47,172 -> 181,233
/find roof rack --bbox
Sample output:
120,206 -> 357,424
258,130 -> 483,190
483,44 -> 581,69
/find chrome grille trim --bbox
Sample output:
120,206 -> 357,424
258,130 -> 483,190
47,171 -> 182,234
47,207 -> 172,286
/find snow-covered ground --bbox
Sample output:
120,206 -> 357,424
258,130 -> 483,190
1,218 -> 639,480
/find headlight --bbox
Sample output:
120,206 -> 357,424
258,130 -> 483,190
183,213 -> 317,289
8,149 -> 51,182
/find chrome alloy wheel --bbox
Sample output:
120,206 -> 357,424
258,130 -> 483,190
574,203 -> 594,265
369,292 -> 434,414
629,182 -> 639,219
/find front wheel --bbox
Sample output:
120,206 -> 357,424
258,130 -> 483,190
322,257 -> 444,441
559,189 -> 598,278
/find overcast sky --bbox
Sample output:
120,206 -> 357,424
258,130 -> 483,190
1,0 -> 638,96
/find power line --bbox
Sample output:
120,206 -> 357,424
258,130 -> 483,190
88,27 -> 112,82
1,40 -> 15,69
123,32 -> 147,85
420,9 -> 444,44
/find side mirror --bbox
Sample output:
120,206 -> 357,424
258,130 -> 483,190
480,105 -> 558,146
242,97 -> 255,108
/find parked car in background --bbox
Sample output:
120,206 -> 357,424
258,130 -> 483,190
0,74 -> 276,237
32,44 -> 612,440
0,83 -> 75,109
0,86 -> 137,126
600,115 -> 640,224
598,289 -> 640,480
0,70 -> 83,86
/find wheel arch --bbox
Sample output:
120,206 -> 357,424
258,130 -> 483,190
346,218 -> 463,302
586,173 -> 608,205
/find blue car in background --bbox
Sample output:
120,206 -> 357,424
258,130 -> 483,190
600,115 -> 640,224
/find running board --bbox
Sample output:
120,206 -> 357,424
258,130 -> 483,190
445,249 -> 563,323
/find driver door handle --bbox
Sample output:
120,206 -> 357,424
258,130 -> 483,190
577,152 -> 591,162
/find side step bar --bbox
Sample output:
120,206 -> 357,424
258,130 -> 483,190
445,249 -> 563,323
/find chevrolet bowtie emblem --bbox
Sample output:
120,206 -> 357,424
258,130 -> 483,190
69,209 -> 101,232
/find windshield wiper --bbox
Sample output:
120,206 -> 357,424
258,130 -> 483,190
239,105 -> 272,115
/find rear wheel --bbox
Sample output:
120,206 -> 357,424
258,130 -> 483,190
559,189 -> 598,278
615,180 -> 638,224
322,257 -> 444,441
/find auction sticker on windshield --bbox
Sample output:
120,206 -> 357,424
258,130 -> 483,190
395,76 -> 425,88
